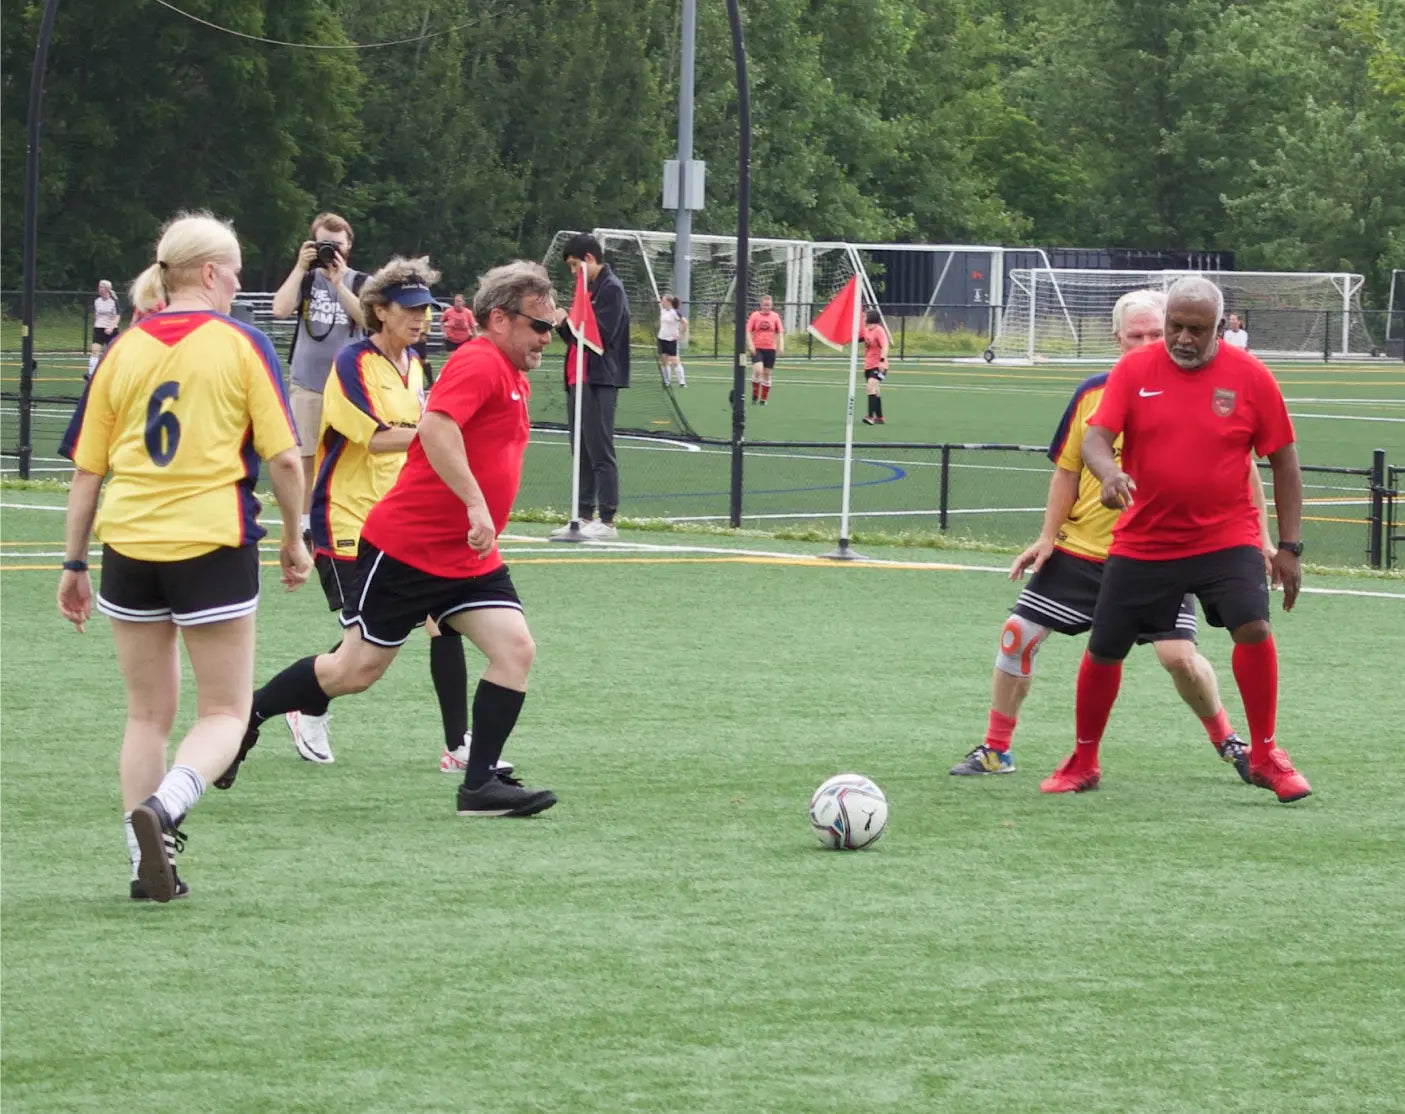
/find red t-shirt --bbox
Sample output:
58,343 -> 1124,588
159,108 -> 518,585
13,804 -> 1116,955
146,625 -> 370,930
1089,342 -> 1294,559
746,310 -> 783,351
361,338 -> 531,577
862,324 -> 888,370
441,306 -> 476,344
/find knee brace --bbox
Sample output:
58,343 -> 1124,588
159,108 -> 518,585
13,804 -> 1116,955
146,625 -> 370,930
995,614 -> 1049,678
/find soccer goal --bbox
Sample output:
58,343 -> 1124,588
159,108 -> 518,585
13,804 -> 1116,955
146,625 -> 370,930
991,268 -> 1376,362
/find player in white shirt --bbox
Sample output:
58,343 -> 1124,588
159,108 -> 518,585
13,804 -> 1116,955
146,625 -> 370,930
657,295 -> 688,386
1222,312 -> 1249,350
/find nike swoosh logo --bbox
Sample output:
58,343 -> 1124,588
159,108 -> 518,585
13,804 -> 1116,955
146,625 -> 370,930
510,392 -> 521,401
1138,388 -> 1163,397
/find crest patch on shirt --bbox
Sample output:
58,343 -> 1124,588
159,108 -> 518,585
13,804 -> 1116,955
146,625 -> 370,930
1212,388 -> 1237,417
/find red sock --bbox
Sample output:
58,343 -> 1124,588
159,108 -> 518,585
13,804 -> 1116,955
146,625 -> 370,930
1074,652 -> 1122,764
761,383 -> 771,401
751,381 -> 759,400
1200,707 -> 1233,746
1232,637 -> 1278,758
985,709 -> 1017,753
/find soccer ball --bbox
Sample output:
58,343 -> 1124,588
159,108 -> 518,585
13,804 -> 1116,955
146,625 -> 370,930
809,773 -> 888,850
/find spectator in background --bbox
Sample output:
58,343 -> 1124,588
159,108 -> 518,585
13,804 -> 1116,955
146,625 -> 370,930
441,293 -> 477,354
89,280 -> 121,378
550,232 -> 631,540
747,294 -> 784,405
271,213 -> 368,542
860,308 -> 889,425
658,295 -> 687,387
58,211 -> 310,902
1222,312 -> 1249,350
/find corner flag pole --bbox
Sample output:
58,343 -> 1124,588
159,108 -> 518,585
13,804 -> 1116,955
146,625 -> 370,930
566,341 -> 587,535
553,264 -> 603,543
830,281 -> 864,559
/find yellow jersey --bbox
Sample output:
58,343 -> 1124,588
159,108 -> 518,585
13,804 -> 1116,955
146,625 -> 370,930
1047,373 -> 1123,562
309,338 -> 426,558
61,311 -> 297,561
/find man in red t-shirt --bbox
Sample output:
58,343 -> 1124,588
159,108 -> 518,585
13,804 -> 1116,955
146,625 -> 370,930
1044,276 -> 1311,803
746,294 -> 785,404
220,262 -> 559,818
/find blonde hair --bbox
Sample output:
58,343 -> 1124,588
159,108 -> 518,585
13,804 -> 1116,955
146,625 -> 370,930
359,256 -> 442,332
1111,289 -> 1167,337
129,211 -> 239,311
472,260 -> 554,323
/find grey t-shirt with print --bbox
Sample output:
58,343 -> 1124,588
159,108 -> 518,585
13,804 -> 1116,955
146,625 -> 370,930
288,269 -> 364,392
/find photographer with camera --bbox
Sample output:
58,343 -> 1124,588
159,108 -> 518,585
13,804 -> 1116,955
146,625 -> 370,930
272,213 -> 368,536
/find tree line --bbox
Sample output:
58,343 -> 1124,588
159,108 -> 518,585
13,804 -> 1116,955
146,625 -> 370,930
2,0 -> 1401,303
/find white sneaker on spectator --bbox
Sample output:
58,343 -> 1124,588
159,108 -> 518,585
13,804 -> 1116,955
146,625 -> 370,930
286,710 -> 334,764
581,519 -> 619,540
549,521 -> 590,538
440,733 -> 513,776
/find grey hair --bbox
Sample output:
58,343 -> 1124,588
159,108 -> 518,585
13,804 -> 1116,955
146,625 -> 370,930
1111,289 -> 1167,336
360,255 -> 442,331
472,260 -> 554,323
1166,276 -> 1225,321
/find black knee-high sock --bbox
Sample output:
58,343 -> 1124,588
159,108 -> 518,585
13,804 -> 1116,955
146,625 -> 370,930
430,631 -> 468,751
464,680 -> 525,788
867,395 -> 878,417
253,656 -> 330,724
875,395 -> 883,418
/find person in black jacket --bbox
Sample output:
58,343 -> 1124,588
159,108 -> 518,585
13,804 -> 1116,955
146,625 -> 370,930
551,233 -> 631,539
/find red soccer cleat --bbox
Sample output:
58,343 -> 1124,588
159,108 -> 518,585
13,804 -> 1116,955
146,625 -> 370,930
1248,746 -> 1312,803
1040,753 -> 1101,794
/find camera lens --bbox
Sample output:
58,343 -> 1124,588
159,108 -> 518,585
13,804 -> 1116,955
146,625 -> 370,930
315,241 -> 339,268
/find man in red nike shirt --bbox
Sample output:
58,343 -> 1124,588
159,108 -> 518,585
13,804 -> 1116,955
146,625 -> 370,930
221,261 -> 560,818
1046,276 -> 1311,803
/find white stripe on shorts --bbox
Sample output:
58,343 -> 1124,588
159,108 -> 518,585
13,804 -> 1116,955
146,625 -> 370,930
172,596 -> 260,627
96,596 -> 172,623
1015,588 -> 1092,626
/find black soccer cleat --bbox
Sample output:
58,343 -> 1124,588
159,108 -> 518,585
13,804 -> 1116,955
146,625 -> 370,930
214,720 -> 261,790
1215,732 -> 1252,785
129,797 -> 187,904
456,772 -> 557,818
131,870 -> 189,901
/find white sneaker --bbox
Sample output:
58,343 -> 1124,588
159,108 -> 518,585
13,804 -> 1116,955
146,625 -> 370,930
286,710 -> 334,764
581,519 -> 619,540
549,521 -> 589,538
440,735 -> 513,777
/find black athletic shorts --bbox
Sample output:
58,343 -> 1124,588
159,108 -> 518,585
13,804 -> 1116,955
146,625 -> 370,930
658,338 -> 678,357
93,326 -> 118,347
1088,545 -> 1269,661
754,348 -> 777,370
98,544 -> 259,627
315,553 -> 360,612
1013,547 -> 1196,643
341,540 -> 523,647
864,368 -> 886,382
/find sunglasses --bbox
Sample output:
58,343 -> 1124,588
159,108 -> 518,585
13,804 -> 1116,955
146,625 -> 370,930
508,309 -> 555,335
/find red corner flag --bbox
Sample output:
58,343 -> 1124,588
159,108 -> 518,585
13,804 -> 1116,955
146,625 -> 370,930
567,265 -> 604,355
808,276 -> 859,350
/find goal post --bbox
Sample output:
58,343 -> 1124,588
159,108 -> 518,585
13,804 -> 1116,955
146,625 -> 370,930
991,268 -> 1376,362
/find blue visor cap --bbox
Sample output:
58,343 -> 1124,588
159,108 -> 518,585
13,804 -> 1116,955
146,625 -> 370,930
384,281 -> 436,309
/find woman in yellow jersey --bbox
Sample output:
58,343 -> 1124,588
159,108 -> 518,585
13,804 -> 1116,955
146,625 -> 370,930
57,212 -> 311,903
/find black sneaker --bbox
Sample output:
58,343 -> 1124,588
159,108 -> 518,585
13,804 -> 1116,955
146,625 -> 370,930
214,720 -> 261,790
129,797 -> 187,904
131,870 -> 189,901
1215,732 -> 1252,785
456,773 -> 557,818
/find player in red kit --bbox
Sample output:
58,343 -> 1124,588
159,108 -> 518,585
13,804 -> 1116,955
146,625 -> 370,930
1048,276 -> 1311,803
746,294 -> 784,405
220,261 -> 560,817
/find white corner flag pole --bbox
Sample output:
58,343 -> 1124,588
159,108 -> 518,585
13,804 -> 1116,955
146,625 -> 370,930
826,276 -> 864,561
566,339 -> 588,538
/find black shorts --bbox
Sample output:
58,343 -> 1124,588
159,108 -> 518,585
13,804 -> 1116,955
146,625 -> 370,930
1013,547 -> 1196,643
658,338 -> 678,357
341,541 -> 523,647
864,368 -> 886,382
93,327 -> 118,346
444,338 -> 465,353
753,348 -> 777,370
98,544 -> 260,627
315,553 -> 360,612
1088,545 -> 1268,661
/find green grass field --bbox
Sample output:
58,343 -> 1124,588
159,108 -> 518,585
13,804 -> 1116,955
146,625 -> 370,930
2,494 -> 1403,1112
4,346 -> 1403,567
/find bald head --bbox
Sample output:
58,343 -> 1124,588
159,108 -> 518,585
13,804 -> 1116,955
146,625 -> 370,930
1164,277 -> 1225,370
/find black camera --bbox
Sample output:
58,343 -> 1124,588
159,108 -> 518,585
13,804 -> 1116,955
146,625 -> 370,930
312,240 -> 342,269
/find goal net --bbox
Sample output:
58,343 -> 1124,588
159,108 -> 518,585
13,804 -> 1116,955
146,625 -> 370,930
992,268 -> 1375,362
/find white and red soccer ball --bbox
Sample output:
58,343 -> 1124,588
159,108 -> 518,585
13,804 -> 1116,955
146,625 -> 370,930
809,773 -> 888,850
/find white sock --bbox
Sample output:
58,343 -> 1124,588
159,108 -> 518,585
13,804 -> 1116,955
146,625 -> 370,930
677,363 -> 686,385
124,813 -> 141,880
299,513 -> 311,533
153,764 -> 206,824
88,355 -> 99,375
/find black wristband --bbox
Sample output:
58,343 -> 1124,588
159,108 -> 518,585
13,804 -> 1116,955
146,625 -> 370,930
62,559 -> 89,572
1276,540 -> 1304,557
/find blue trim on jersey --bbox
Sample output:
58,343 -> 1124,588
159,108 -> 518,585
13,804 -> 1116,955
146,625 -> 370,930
309,432 -> 348,551
237,427 -> 265,547
58,377 -> 95,461
1046,371 -> 1110,463
225,313 -> 296,433
334,340 -> 390,429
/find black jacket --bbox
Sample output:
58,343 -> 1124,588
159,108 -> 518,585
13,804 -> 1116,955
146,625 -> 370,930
557,263 -> 630,388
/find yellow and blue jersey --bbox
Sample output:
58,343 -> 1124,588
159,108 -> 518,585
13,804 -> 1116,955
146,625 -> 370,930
1045,372 -> 1124,562
310,338 -> 426,559
60,310 -> 297,561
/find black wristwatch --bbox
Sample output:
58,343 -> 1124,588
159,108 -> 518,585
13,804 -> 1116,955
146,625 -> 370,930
62,559 -> 89,572
1276,540 -> 1304,557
